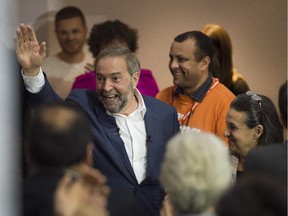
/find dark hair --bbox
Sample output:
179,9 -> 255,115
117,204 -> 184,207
55,6 -> 86,28
25,102 -> 92,167
88,20 -> 138,58
278,81 -> 287,128
230,93 -> 284,146
174,31 -> 214,70
216,173 -> 287,216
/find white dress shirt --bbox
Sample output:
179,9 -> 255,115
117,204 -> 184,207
110,91 -> 147,183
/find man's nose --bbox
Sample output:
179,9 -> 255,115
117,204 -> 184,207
66,32 -> 75,40
169,59 -> 179,70
103,79 -> 113,91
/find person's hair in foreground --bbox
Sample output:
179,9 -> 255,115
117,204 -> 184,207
230,92 -> 284,146
24,102 -> 92,168
95,46 -> 141,76
216,173 -> 287,216
88,19 -> 138,58
55,6 -> 86,28
160,132 -> 232,215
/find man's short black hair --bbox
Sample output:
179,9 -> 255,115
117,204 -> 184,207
55,6 -> 86,27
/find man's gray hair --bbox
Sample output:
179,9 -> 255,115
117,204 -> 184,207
95,47 -> 141,76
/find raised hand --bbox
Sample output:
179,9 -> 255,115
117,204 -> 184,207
15,23 -> 46,76
84,62 -> 95,72
54,165 -> 110,216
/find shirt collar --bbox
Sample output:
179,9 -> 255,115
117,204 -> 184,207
134,89 -> 147,118
173,73 -> 213,102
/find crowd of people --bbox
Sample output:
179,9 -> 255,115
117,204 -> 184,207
17,5 -> 287,216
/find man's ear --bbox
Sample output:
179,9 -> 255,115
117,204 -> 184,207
200,56 -> 211,71
132,72 -> 140,88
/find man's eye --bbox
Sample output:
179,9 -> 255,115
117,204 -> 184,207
178,57 -> 186,63
112,76 -> 121,82
97,76 -> 104,82
72,29 -> 80,34
59,31 -> 68,36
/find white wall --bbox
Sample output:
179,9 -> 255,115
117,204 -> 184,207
0,0 -> 20,215
22,0 -> 287,107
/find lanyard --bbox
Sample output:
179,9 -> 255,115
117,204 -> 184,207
177,79 -> 219,126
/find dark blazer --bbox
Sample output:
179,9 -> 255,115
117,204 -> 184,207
26,75 -> 180,216
245,142 -> 287,185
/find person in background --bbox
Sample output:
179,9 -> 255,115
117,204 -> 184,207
244,81 -> 287,185
22,102 -> 108,216
225,91 -> 284,181
16,23 -> 180,216
160,132 -> 232,216
42,6 -> 94,98
72,19 -> 159,97
156,31 -> 235,142
201,24 -> 250,95
278,80 -> 287,130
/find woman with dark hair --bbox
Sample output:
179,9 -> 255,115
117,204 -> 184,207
201,24 -> 250,95
224,91 -> 284,180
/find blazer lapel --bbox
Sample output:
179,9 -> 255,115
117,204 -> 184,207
143,98 -> 159,179
94,105 -> 137,183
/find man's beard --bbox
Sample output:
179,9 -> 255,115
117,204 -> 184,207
96,83 -> 133,113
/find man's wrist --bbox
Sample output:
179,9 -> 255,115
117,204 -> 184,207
22,67 -> 41,77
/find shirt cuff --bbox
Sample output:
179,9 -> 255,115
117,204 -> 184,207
22,67 -> 45,93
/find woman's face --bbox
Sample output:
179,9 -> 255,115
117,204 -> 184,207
224,108 -> 260,157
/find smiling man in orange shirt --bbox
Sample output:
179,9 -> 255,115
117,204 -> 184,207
156,31 -> 235,143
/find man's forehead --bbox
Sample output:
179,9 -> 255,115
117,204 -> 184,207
96,56 -> 128,73
56,17 -> 85,29
97,56 -> 126,65
172,38 -> 195,48
170,39 -> 196,55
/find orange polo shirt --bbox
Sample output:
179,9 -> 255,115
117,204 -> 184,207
156,78 -> 235,144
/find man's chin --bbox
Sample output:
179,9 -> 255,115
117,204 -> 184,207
104,105 -> 118,113
173,79 -> 183,87
63,48 -> 82,55
103,101 -> 122,113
